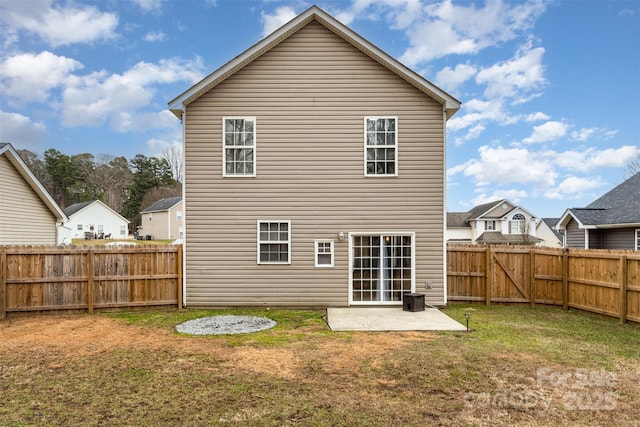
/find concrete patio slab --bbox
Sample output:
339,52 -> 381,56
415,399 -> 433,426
327,307 -> 466,332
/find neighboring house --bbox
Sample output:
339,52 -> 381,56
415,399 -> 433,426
139,197 -> 183,240
0,143 -> 68,245
536,218 -> 563,248
64,200 -> 130,240
556,173 -> 640,250
168,6 -> 460,307
446,199 -> 543,246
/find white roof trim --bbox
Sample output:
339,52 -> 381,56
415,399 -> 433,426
556,209 -> 596,230
168,5 -> 461,120
0,143 -> 68,223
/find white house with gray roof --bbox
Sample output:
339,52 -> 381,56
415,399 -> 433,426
139,196 -> 183,240
556,173 -> 640,250
447,199 -> 544,246
64,200 -> 130,240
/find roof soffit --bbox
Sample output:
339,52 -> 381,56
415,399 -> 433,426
168,6 -> 460,120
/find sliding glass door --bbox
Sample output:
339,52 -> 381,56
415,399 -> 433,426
350,233 -> 414,304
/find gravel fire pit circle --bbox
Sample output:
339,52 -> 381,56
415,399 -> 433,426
176,315 -> 277,336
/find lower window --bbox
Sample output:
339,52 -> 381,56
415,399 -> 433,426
257,221 -> 290,264
351,233 -> 414,304
315,239 -> 334,267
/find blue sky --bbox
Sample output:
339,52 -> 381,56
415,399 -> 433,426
1,0 -> 638,218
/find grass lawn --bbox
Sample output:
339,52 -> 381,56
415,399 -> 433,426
1,304 -> 638,426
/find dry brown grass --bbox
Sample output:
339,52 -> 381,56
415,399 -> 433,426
1,305 -> 638,426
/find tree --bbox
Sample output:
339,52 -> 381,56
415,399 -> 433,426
90,154 -> 133,213
17,149 -> 52,193
122,154 -> 177,232
43,149 -> 78,207
140,183 -> 182,213
159,145 -> 184,184
626,154 -> 640,177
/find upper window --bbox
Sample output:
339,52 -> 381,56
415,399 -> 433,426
636,229 -> 640,250
486,220 -> 496,231
257,221 -> 290,264
77,224 -> 83,231
510,214 -> 526,234
365,117 -> 397,176
223,117 -> 256,177
315,239 -> 334,267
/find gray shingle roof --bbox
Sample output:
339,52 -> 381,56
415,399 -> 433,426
569,173 -> 640,226
476,231 -> 543,245
141,196 -> 182,213
63,201 -> 94,217
447,212 -> 471,228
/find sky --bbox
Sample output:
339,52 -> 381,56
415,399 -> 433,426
0,0 -> 639,218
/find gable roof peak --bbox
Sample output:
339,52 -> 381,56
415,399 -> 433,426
168,5 -> 460,120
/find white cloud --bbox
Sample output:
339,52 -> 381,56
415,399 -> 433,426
133,0 -> 164,13
544,176 -> 604,200
0,0 -> 118,47
571,127 -> 618,142
472,188 -> 528,206
0,51 -> 82,103
524,112 -> 550,122
447,98 -> 506,132
549,146 -> 639,173
476,42 -> 546,100
522,120 -> 568,144
261,6 -> 297,37
450,144 -> 558,188
435,63 -> 477,92
449,144 -> 640,199
399,0 -> 547,65
62,57 -> 205,131
144,31 -> 166,42
571,128 -> 596,142
0,110 -> 47,144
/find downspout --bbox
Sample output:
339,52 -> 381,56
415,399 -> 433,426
181,109 -> 187,308
442,108 -> 448,306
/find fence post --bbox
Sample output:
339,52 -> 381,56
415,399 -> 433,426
562,251 -> 569,310
530,249 -> 536,307
177,245 -> 183,310
620,255 -> 628,324
485,246 -> 492,305
87,248 -> 94,315
0,247 -> 6,320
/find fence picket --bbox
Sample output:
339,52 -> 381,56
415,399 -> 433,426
447,245 -> 639,323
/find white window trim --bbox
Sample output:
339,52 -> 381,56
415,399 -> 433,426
486,220 -> 496,231
222,116 -> 256,178
636,229 -> 640,250
363,116 -> 398,177
314,239 -> 334,268
348,231 -> 416,306
256,220 -> 291,265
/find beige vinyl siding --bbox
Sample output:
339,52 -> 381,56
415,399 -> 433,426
0,155 -> 57,245
184,21 -> 446,306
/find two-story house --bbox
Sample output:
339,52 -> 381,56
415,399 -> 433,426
168,6 -> 460,307
139,197 -> 183,240
447,199 -> 543,246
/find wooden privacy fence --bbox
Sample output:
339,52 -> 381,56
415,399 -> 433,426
447,245 -> 640,323
0,245 -> 182,319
